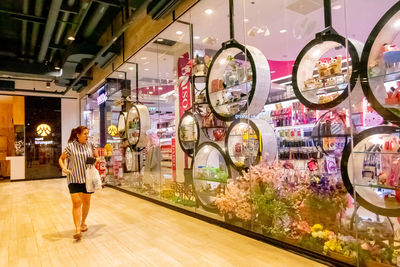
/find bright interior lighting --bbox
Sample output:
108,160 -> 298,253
158,87 -> 163,90
144,68 -> 149,71
204,9 -> 213,15
140,57 -> 147,60
157,38 -> 164,42
332,4 -> 341,10
176,31 -> 183,35
219,58 -> 226,65
394,19 -> 400,29
371,137 -> 384,145
149,91 -> 153,94
55,67 -> 60,70
279,29 -> 287,33
67,36 -> 75,41
128,67 -> 134,71
193,36 -> 200,40
243,19 -> 249,23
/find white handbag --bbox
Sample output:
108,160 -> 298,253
85,165 -> 102,193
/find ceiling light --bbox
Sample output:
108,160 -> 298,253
128,67 -> 134,71
244,19 -> 249,23
194,36 -> 200,40
332,4 -> 341,10
280,29 -> 287,33
157,38 -> 164,42
204,9 -> 213,15
55,66 -> 60,70
46,82 -> 50,88
67,36 -> 75,41
140,57 -> 147,60
158,87 -> 163,90
149,91 -> 153,94
144,68 -> 149,71
176,31 -> 183,35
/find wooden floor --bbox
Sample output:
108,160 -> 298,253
0,179 -> 327,267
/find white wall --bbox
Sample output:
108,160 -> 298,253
61,98 -> 79,150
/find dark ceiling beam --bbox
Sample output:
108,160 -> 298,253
82,3 -> 109,38
64,1 -> 93,45
0,9 -> 46,24
0,57 -> 57,77
30,0 -> 45,56
93,0 -> 123,8
64,0 -> 152,94
60,1 -> 80,14
21,0 -> 29,56
38,0 -> 63,63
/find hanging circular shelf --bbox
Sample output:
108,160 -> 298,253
225,119 -> 277,171
360,2 -> 400,122
178,111 -> 200,157
292,33 -> 361,110
341,126 -> 400,216
205,41 -> 270,121
126,104 -> 150,147
192,142 -> 231,212
117,112 -> 127,138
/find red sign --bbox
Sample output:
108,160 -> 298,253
178,52 -> 192,117
171,137 -> 176,181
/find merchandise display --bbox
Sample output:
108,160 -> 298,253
360,1 -> 400,122
117,112 -> 127,137
126,104 -> 150,147
125,146 -> 134,172
292,34 -> 362,109
192,142 -> 230,211
225,119 -> 277,170
341,126 -> 400,216
206,41 -> 270,121
178,111 -> 200,156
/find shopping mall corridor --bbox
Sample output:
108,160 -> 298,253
0,179 -> 327,267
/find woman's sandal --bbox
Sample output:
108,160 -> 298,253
73,232 -> 82,240
80,225 -> 88,232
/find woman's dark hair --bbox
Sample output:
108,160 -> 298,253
68,126 -> 89,143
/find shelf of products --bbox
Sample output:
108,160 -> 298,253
225,119 -> 277,170
178,111 -> 200,156
200,110 -> 227,142
206,41 -> 270,121
360,1 -> 400,122
126,104 -> 150,147
341,126 -> 400,216
192,142 -> 231,212
292,33 -> 362,110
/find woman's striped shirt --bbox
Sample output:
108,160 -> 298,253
64,140 -> 93,184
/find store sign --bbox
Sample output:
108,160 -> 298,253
97,92 -> 108,105
35,137 -> 53,145
36,124 -> 51,137
178,52 -> 192,117
107,125 -> 118,136
171,138 -> 176,181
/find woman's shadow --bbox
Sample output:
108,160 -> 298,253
42,224 -> 106,241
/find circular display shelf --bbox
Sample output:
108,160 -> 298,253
117,112 -> 127,137
206,41 -> 270,121
341,126 -> 400,216
200,111 -> 227,142
360,2 -> 400,122
178,111 -> 200,157
225,119 -> 277,171
311,110 -> 351,156
292,33 -> 361,110
126,104 -> 150,147
125,146 -> 134,172
192,142 -> 231,212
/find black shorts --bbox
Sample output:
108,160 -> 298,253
68,183 -> 93,194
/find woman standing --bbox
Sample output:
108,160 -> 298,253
58,126 -> 98,240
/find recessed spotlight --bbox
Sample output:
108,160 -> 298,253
140,57 -> 147,60
157,38 -> 164,42
55,66 -> 60,70
194,36 -> 200,40
128,67 -> 134,71
280,29 -> 287,33
243,19 -> 249,23
67,36 -> 75,41
144,68 -> 149,71
204,9 -> 213,15
176,31 -> 183,35
149,91 -> 153,94
158,87 -> 163,90
332,4 -> 341,10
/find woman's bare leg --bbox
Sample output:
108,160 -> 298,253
70,193 -> 82,234
80,193 -> 91,230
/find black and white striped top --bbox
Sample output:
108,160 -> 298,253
64,140 -> 93,184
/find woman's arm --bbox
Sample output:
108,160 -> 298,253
59,152 -> 71,174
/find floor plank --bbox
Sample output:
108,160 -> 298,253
0,179 -> 327,267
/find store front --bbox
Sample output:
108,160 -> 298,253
80,0 -> 400,266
